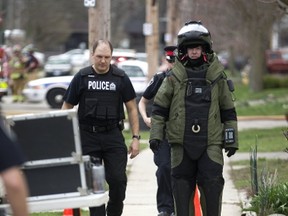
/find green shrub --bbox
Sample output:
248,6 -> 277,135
244,182 -> 288,215
263,75 -> 288,89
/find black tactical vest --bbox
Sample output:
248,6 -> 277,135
78,67 -> 125,125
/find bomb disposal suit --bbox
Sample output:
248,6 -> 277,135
149,21 -> 239,216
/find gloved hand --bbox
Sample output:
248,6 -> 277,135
225,147 -> 237,157
149,139 -> 161,153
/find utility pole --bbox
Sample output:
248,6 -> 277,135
145,0 -> 159,81
166,0 -> 179,46
87,0 -> 110,53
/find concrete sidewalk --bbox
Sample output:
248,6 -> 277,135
123,149 -> 158,215
122,118 -> 287,216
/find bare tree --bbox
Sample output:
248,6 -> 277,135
20,0 -> 88,52
228,0 -> 284,92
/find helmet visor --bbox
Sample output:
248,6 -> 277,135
178,23 -> 209,37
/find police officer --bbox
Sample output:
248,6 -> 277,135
138,46 -> 176,216
149,21 -> 239,216
62,39 -> 140,216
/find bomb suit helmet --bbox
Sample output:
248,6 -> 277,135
177,20 -> 213,54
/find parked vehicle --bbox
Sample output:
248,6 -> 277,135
111,48 -> 136,65
266,48 -> 288,74
135,52 -> 147,62
44,49 -> 90,77
61,49 -> 90,67
22,76 -> 73,108
117,59 -> 148,94
44,56 -> 73,77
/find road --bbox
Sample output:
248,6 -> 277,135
0,96 -> 55,116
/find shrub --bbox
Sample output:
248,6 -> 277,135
263,75 -> 288,89
243,130 -> 288,215
244,181 -> 288,215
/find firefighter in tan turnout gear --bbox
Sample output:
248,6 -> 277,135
8,45 -> 27,102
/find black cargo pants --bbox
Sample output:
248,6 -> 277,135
153,138 -> 174,214
81,127 -> 128,216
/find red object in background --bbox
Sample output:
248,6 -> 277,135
265,48 -> 288,74
0,48 -> 4,59
116,56 -> 127,62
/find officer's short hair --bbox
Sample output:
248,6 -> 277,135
92,39 -> 113,54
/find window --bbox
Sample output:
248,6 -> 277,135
121,65 -> 145,77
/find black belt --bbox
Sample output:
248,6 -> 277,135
80,123 -> 119,133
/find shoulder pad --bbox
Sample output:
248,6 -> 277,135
166,69 -> 181,83
80,66 -> 94,76
112,65 -> 125,77
211,73 -> 224,86
156,71 -> 166,78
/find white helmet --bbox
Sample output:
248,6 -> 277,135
177,20 -> 212,53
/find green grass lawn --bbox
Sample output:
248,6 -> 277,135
234,84 -> 288,116
230,158 -> 288,192
238,127 -> 288,152
231,127 -> 288,193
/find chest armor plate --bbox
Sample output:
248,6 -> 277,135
184,66 -> 211,159
78,73 -> 123,124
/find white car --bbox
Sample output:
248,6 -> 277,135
117,60 -> 148,94
111,48 -> 136,65
23,76 -> 73,108
44,56 -> 73,77
135,52 -> 147,62
44,49 -> 90,77
23,61 -> 149,108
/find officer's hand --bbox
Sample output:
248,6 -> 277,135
149,139 -> 161,153
129,139 -> 140,159
225,147 -> 237,157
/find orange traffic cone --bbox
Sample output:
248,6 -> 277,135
194,185 -> 202,216
63,208 -> 81,216
63,209 -> 73,216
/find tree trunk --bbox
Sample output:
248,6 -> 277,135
249,31 -> 264,92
